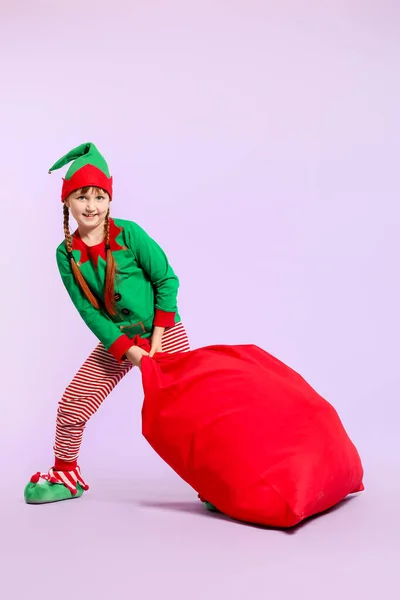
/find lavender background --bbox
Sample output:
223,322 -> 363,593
1,1 -> 399,598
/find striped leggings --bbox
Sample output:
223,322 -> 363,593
53,321 -> 190,463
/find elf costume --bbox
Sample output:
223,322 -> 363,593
25,143 -> 363,526
24,143 -> 190,504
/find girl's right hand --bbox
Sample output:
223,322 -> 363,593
125,346 -> 149,369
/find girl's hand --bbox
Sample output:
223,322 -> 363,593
125,346 -> 149,369
149,326 -> 165,357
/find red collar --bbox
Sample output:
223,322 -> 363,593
72,218 -> 124,267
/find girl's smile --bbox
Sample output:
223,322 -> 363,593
65,187 -> 110,232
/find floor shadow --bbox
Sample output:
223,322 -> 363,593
282,496 -> 357,534
139,499 -> 210,516
137,494 -> 360,533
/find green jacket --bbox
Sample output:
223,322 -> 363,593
56,218 -> 180,361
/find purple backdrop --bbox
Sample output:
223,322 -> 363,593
1,1 -> 399,598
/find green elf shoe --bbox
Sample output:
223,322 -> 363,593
198,493 -> 220,513
204,501 -> 220,513
24,470 -> 87,505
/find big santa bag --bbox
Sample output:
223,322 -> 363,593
140,344 -> 364,528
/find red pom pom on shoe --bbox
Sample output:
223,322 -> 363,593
30,472 -> 41,484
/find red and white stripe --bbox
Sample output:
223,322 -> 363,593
54,321 -> 190,463
54,344 -> 132,461
34,466 -> 89,495
161,321 -> 190,353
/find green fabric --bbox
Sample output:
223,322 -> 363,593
204,501 -> 220,512
56,219 -> 180,352
49,142 -> 110,179
24,481 -> 84,504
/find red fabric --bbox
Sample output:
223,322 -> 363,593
108,334 -> 136,362
109,333 -> 151,363
153,309 -> 176,328
71,218 -> 124,267
60,164 -> 113,201
54,457 -> 78,471
141,344 -> 364,528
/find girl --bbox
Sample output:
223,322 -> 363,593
24,142 -> 190,504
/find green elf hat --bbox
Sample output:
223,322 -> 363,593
48,142 -> 113,202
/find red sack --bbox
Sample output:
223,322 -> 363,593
141,344 -> 364,528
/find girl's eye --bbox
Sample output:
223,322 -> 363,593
96,196 -> 105,201
78,196 -> 86,200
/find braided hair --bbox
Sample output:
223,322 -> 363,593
104,208 -> 117,315
63,187 -> 116,315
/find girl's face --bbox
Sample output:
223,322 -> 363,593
65,187 -> 111,230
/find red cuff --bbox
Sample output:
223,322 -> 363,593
108,334 -> 135,362
54,457 -> 78,471
153,309 -> 176,328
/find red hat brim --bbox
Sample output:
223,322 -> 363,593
61,164 -> 113,201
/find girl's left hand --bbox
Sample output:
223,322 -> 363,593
149,340 -> 162,357
149,326 -> 165,357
